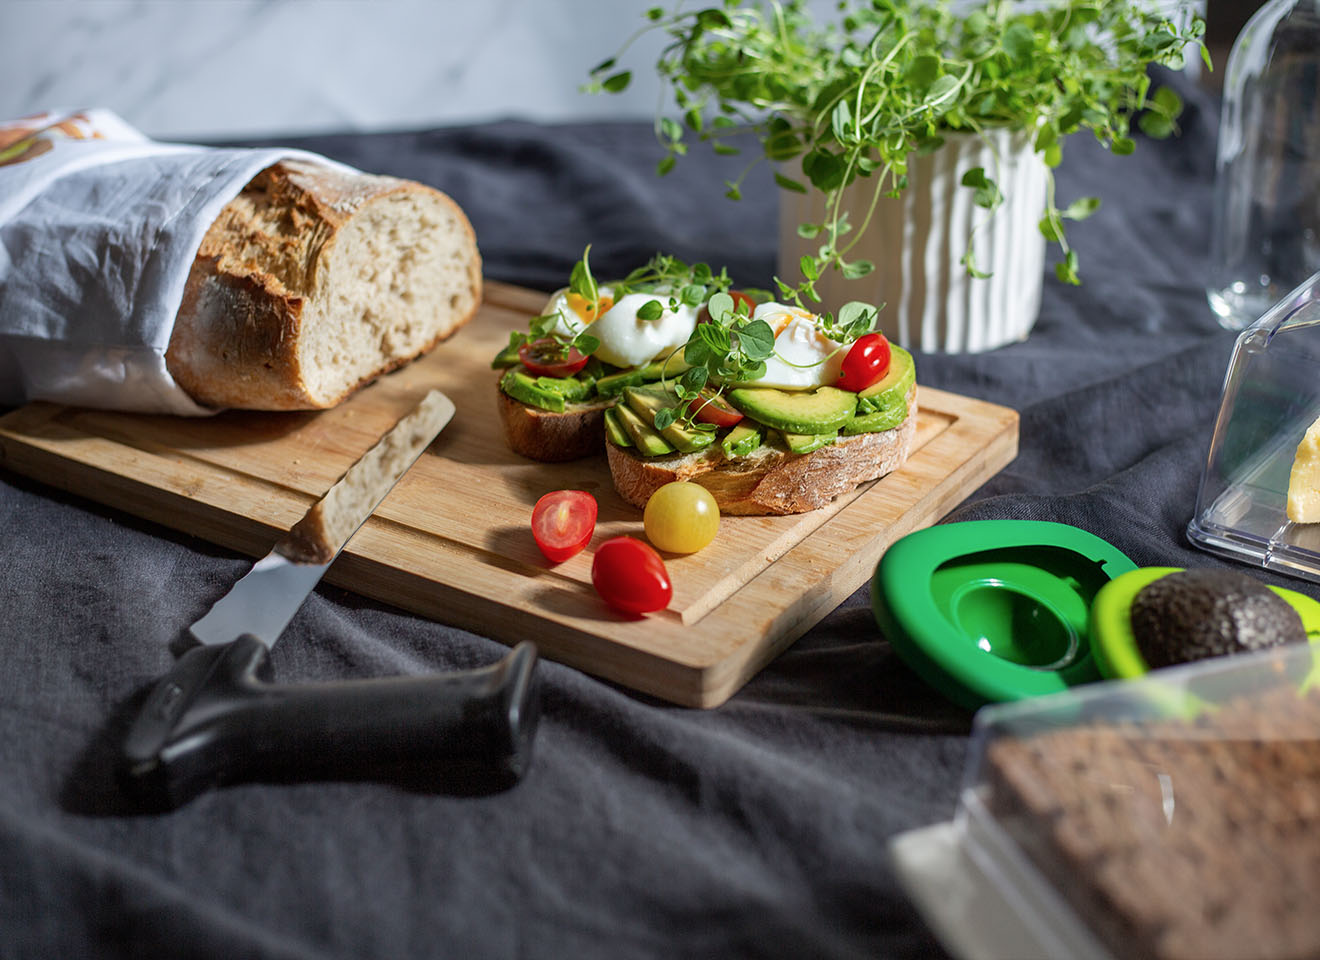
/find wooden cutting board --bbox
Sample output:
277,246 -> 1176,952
0,281 -> 1018,707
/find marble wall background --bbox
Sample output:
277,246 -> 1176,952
0,0 -> 672,140
2,0 -> 1206,141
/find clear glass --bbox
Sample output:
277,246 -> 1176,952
1207,0 -> 1320,331
1189,269 -> 1320,579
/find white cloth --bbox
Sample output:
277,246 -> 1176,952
0,109 -> 354,415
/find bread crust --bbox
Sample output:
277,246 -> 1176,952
496,383 -> 610,462
166,160 -> 481,410
607,387 -> 917,515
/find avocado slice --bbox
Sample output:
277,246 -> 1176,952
726,386 -> 857,435
778,430 -> 837,454
596,367 -> 647,398
721,423 -> 763,459
612,402 -> 675,457
841,403 -> 909,435
856,345 -> 915,415
491,342 -> 522,369
638,354 -> 692,380
622,387 -> 716,455
499,368 -> 592,413
596,354 -> 694,397
603,407 -> 633,448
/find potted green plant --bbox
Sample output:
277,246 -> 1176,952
589,0 -> 1207,353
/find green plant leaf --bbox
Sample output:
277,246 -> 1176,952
653,407 -> 676,430
1002,23 -> 1035,66
637,299 -> 665,321
774,172 -> 808,194
706,292 -> 734,324
737,319 -> 776,360
841,259 -> 874,279
1061,196 -> 1101,221
574,333 -> 600,355
602,71 -> 632,93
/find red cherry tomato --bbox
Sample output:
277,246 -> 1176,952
519,338 -> 590,378
591,536 -> 673,614
531,490 -> 597,563
697,289 -> 758,325
685,390 -> 744,428
835,332 -> 892,393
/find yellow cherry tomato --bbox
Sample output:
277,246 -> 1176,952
644,482 -> 720,554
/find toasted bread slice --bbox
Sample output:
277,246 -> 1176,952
606,387 -> 916,515
496,383 -> 612,462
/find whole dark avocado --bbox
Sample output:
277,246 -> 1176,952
1130,569 -> 1307,669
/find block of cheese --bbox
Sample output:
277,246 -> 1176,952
1286,414 -> 1320,522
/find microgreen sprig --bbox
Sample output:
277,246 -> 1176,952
506,245 -> 604,362
588,0 -> 1208,287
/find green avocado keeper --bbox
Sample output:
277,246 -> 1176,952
871,520 -> 1138,710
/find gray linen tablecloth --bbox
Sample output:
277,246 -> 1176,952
1,69 -> 1263,958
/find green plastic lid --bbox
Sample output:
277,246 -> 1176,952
1089,566 -> 1320,680
871,520 -> 1137,710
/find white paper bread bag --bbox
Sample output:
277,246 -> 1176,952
0,109 -> 481,415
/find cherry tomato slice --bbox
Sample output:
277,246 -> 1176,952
697,289 -> 758,326
531,490 -> 597,563
685,390 -> 744,428
519,338 -> 590,378
591,536 -> 673,614
835,332 -> 892,393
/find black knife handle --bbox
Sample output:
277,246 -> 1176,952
121,637 -> 539,809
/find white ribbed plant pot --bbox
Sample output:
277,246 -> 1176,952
778,128 -> 1049,354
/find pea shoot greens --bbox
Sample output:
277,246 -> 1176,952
587,0 -> 1207,286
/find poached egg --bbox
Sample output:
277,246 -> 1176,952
738,302 -> 846,390
543,287 -> 698,369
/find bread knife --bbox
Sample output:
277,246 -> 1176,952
120,389 -> 539,808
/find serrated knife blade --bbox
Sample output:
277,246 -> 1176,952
188,389 -> 455,647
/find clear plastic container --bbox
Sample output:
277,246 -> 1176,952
1207,0 -> 1320,331
956,643 -> 1320,960
1188,268 -> 1320,581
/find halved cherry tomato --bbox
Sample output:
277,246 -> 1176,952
685,389 -> 744,428
591,536 -> 672,614
519,338 -> 590,378
697,289 -> 758,325
835,332 -> 892,393
531,490 -> 597,563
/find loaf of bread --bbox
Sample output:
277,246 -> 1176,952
166,160 -> 480,410
607,387 -> 917,515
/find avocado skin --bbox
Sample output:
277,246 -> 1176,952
1130,569 -> 1308,669
727,386 -> 857,434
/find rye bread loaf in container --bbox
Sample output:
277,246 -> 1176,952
166,160 -> 481,410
